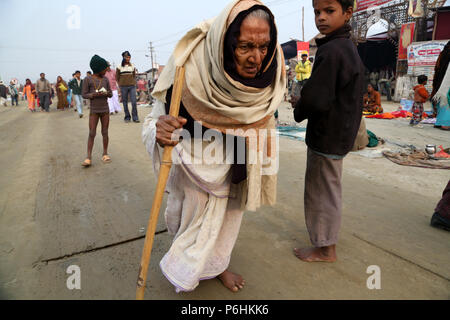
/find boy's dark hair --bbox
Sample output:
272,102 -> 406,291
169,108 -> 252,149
122,50 -> 131,67
313,0 -> 354,10
75,70 -> 81,74
418,75 -> 428,84
87,71 -> 92,75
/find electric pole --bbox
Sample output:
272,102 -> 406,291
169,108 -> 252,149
145,42 -> 156,102
149,42 -> 155,83
302,6 -> 305,42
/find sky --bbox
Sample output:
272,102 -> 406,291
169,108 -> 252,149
0,0 -> 439,84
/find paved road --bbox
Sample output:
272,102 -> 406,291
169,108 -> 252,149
0,101 -> 449,299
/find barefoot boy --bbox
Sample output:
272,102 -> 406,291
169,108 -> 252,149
81,55 -> 113,167
410,74 -> 429,126
292,0 -> 365,262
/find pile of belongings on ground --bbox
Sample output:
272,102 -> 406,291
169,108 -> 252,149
364,110 -> 428,120
383,145 -> 450,169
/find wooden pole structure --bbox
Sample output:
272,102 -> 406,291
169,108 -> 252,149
136,66 -> 185,300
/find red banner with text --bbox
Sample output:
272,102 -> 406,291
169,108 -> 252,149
354,0 -> 394,12
398,22 -> 415,60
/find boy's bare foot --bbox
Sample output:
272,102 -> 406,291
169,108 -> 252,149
218,270 -> 245,292
293,245 -> 337,262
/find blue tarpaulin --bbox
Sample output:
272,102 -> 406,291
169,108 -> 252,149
277,126 -> 306,141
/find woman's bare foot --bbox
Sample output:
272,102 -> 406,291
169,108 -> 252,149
218,270 -> 245,292
293,245 -> 337,262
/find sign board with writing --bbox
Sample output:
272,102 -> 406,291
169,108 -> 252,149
407,40 -> 448,92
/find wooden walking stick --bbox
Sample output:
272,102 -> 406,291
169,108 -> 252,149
136,66 -> 185,300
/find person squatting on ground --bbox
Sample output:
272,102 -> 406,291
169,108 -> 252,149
142,0 -> 285,292
104,65 -> 122,115
68,71 -> 84,118
116,51 -> 139,123
36,73 -> 52,112
292,0 -> 365,262
410,74 -> 429,126
363,83 -> 383,114
81,55 -> 113,167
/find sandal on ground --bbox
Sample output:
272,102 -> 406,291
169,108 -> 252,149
102,155 -> 111,163
82,158 -> 91,167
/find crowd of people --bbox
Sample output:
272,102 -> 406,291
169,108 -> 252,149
1,51 -> 150,170
368,67 -> 395,101
0,0 -> 448,297
0,51 -> 145,123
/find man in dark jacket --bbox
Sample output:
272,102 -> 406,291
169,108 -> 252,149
68,71 -> 84,118
292,0 -> 365,262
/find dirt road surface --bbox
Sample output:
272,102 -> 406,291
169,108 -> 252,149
0,99 -> 449,299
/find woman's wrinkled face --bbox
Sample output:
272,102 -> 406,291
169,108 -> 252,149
234,17 -> 271,79
313,0 -> 352,35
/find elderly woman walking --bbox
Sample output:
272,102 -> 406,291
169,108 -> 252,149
56,76 -> 69,110
142,0 -> 285,293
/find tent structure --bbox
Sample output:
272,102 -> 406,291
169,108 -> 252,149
280,40 -> 298,61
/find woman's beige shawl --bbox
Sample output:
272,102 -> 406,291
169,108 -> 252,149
152,0 -> 286,211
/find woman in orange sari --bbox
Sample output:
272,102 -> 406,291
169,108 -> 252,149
363,84 -> 383,114
22,79 -> 36,112
56,76 -> 69,110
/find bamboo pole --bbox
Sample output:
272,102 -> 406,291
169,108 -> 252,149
136,66 -> 185,300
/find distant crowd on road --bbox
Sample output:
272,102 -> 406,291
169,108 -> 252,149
0,51 -> 157,123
